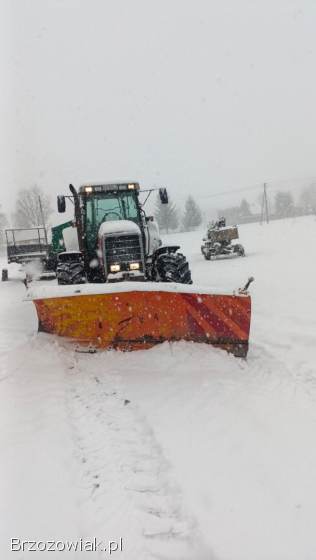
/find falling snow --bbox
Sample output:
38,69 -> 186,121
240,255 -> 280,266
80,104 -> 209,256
1,216 -> 316,560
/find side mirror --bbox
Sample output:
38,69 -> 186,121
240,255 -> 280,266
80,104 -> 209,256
57,195 -> 66,213
159,188 -> 168,204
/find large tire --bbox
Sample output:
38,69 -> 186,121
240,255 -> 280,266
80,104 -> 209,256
201,245 -> 212,260
57,261 -> 86,285
154,252 -> 192,284
233,243 -> 245,257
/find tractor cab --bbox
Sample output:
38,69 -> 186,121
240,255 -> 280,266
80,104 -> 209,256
78,183 -> 143,254
56,182 -> 171,283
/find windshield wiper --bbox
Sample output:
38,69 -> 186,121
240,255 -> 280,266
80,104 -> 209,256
121,198 -> 126,219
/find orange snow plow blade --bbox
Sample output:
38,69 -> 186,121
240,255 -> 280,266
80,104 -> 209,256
29,284 -> 252,357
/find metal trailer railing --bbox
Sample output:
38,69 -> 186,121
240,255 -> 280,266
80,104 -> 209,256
5,227 -> 50,264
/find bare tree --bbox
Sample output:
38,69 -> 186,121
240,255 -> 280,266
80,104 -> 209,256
13,186 -> 53,228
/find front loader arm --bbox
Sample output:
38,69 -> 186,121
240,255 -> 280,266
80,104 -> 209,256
69,184 -> 85,253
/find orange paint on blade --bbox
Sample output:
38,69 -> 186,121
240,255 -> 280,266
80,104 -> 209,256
33,290 -> 251,357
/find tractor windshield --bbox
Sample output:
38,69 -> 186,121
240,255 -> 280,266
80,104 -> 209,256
84,191 -> 140,252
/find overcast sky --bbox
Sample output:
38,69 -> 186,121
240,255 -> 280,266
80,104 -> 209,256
1,0 -> 316,217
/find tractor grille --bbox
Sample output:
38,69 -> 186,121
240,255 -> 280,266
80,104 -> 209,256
104,234 -> 143,271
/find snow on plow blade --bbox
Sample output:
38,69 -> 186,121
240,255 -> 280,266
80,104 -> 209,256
27,284 -> 251,357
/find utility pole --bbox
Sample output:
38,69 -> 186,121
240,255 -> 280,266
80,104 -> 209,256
260,183 -> 269,224
38,195 -> 48,245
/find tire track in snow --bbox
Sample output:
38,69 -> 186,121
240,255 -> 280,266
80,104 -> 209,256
0,275 -> 37,381
249,341 -> 316,399
104,341 -> 316,560
63,349 -> 212,560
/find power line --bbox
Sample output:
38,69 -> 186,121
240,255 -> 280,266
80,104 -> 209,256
178,174 -> 316,201
197,184 -> 262,199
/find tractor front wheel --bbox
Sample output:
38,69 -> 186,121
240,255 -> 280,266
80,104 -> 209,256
154,252 -> 192,284
56,260 -> 86,285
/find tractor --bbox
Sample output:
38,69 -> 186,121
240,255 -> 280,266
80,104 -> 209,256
56,182 -> 192,285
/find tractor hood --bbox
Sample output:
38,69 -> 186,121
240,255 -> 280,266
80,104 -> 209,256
98,220 -> 141,238
97,219 -> 144,282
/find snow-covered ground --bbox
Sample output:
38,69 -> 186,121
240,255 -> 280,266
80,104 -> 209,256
1,216 -> 316,559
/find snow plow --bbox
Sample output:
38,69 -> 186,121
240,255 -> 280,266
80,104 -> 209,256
28,281 -> 252,357
27,182 -> 252,357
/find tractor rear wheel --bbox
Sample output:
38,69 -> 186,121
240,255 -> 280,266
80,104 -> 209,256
154,252 -> 192,284
57,261 -> 86,285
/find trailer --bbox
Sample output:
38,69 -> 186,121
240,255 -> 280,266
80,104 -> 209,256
2,227 -> 55,281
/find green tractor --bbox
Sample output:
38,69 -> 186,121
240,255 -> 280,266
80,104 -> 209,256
56,182 -> 192,285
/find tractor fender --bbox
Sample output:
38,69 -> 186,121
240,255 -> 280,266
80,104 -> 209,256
57,251 -> 83,263
152,245 -> 180,259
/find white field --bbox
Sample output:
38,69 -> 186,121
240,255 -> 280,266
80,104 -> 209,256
1,216 -> 316,560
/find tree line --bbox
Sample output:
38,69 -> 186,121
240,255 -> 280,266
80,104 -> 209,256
0,185 -> 203,236
154,194 -> 202,233
1,182 -> 316,240
0,186 -> 204,235
218,184 -> 316,225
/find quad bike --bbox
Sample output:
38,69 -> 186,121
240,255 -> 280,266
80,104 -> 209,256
201,218 -> 245,260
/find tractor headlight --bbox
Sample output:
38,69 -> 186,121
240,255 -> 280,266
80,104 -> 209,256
127,183 -> 135,189
110,264 -> 121,272
85,186 -> 93,193
129,262 -> 140,270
